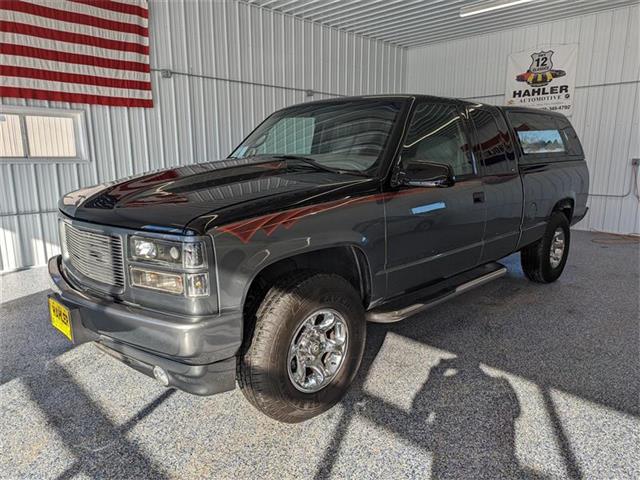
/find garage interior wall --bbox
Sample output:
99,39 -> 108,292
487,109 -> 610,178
0,0 -> 406,272
406,4 -> 640,235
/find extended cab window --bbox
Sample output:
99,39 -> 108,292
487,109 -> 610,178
469,107 -> 515,175
555,116 -> 584,156
507,111 -> 571,162
401,102 -> 473,176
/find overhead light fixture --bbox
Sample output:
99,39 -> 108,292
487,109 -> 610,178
459,0 -> 537,18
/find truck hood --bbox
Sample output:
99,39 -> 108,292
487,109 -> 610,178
59,157 -> 375,234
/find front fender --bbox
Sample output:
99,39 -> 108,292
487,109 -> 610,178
209,196 -> 387,313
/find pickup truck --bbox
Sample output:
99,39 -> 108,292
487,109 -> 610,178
48,95 -> 588,422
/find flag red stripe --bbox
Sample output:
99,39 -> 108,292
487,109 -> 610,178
70,0 -> 149,19
0,86 -> 153,107
1,44 -> 150,73
0,21 -> 150,55
2,65 -> 152,91
3,0 -> 148,36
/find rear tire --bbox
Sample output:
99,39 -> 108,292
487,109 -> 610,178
521,212 -> 571,283
237,272 -> 366,423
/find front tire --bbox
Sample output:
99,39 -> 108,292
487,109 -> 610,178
521,212 -> 571,283
237,272 -> 366,423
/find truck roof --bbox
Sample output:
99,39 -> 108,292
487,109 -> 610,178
298,94 -> 568,118
295,93 -> 477,107
498,104 -> 569,119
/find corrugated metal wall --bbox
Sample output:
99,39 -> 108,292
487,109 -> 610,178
406,4 -> 640,235
0,0 -> 406,272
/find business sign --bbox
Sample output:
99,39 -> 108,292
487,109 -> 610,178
505,44 -> 578,115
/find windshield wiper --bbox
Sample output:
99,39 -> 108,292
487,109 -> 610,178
273,155 -> 365,176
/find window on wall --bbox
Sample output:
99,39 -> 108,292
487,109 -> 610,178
0,107 -> 88,162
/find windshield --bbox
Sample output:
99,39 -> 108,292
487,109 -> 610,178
230,99 -> 404,174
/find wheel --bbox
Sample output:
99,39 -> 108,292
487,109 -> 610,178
237,272 -> 366,423
521,212 -> 571,283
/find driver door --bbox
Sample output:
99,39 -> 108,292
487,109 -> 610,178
385,101 -> 487,297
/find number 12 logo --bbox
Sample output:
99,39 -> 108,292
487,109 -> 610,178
529,50 -> 554,74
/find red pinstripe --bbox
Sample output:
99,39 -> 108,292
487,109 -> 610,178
218,189 -> 423,244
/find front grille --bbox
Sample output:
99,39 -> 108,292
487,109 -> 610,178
62,223 -> 125,288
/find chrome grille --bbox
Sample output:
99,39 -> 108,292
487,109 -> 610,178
62,223 -> 125,288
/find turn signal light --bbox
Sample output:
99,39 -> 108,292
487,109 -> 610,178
186,273 -> 209,297
130,267 -> 184,295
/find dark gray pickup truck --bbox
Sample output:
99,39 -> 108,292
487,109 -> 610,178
48,95 -> 588,422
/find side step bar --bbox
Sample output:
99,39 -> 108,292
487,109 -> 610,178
366,263 -> 507,323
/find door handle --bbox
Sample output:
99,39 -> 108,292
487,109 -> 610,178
473,192 -> 485,203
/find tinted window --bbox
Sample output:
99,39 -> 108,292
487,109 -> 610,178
402,102 -> 473,176
469,108 -> 514,175
517,129 -> 564,154
556,116 -> 583,156
231,100 -> 403,174
258,117 -> 315,155
507,111 -> 567,159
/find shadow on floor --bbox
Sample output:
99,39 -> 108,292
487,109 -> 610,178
24,367 -> 175,480
315,320 -> 585,480
314,239 -> 638,478
3,288 -> 176,478
0,289 -> 72,385
315,324 -> 546,479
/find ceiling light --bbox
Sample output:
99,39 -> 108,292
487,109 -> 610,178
459,0 -> 537,18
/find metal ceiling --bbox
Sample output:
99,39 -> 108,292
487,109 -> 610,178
241,0 -> 639,48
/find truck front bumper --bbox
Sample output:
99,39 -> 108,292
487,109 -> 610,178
48,255 -> 240,396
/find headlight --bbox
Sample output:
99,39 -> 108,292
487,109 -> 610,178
129,236 -> 205,268
183,242 -> 205,268
128,235 -> 210,297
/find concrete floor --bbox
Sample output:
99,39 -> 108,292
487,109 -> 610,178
1,230 -> 638,479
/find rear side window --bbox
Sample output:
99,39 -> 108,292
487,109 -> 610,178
469,107 -> 515,175
507,111 -> 571,162
517,129 -> 564,154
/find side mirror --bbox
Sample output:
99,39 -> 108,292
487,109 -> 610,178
400,161 -> 455,188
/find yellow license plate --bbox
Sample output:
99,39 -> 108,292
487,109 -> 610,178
49,298 -> 73,342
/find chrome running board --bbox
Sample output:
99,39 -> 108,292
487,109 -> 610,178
366,263 -> 507,324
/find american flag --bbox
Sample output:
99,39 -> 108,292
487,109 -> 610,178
0,0 -> 152,107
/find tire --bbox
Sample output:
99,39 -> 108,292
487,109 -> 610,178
521,212 -> 571,283
237,271 -> 366,423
